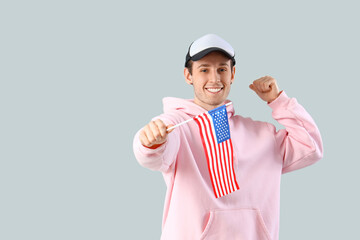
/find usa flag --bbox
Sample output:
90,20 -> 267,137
194,104 -> 240,198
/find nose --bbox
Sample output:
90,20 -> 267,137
209,69 -> 220,83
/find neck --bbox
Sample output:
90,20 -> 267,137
194,99 -> 225,111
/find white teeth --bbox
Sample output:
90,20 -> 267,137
207,88 -> 222,93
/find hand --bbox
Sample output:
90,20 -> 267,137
139,119 -> 174,149
249,75 -> 281,103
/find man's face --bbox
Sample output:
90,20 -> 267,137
184,51 -> 235,111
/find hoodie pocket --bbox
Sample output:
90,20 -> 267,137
200,208 -> 271,240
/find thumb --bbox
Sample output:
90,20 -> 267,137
166,124 -> 175,133
249,84 -> 258,93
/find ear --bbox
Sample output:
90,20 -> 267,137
184,68 -> 193,85
230,66 -> 235,84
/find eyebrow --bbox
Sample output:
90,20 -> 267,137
197,63 -> 230,68
197,64 -> 210,68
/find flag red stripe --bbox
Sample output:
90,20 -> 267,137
201,114 -> 223,198
213,131 -> 228,196
194,117 -> 219,198
204,113 -> 226,197
226,141 -> 236,192
202,114 -> 223,197
225,140 -> 235,192
194,109 -> 240,198
219,142 -> 230,195
201,113 -> 223,197
222,141 -> 233,193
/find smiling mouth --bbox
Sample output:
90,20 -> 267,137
206,87 -> 223,93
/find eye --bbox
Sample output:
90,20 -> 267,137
219,68 -> 227,72
200,69 -> 208,73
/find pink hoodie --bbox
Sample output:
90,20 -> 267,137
133,91 -> 323,240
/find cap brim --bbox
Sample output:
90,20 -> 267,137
191,47 -> 233,61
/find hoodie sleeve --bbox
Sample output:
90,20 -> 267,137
266,91 -> 324,174
133,114 -> 180,172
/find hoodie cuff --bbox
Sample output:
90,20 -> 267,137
138,141 -> 167,156
267,90 -> 289,110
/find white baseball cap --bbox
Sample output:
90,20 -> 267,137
185,33 -> 236,67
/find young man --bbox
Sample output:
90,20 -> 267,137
133,34 -> 323,240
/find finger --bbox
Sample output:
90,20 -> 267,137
254,78 -> 271,92
154,119 -> 167,138
264,77 -> 278,92
254,76 -> 265,82
261,79 -> 273,92
263,75 -> 272,80
139,131 -> 151,147
144,124 -> 157,144
268,77 -> 277,87
268,81 -> 275,91
252,76 -> 277,94
148,121 -> 162,141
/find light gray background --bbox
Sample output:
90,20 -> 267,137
1,0 -> 359,239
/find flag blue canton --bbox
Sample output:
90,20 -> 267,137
208,105 -> 231,144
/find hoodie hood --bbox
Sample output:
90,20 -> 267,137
162,97 -> 235,118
